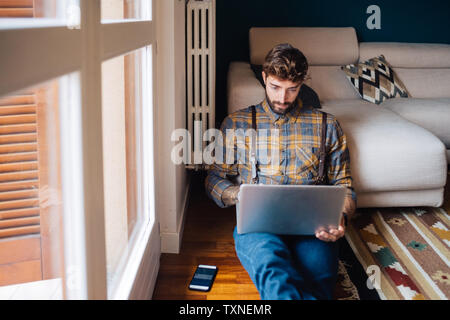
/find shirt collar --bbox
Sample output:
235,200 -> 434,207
261,97 -> 303,124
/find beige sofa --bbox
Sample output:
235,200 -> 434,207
227,27 -> 450,208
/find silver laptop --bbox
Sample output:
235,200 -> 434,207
236,184 -> 347,235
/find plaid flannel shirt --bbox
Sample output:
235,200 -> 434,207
205,98 -> 356,208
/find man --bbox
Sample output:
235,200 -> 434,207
205,43 -> 357,300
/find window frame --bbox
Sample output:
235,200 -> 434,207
0,0 -> 158,300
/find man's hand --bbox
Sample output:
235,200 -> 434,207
315,192 -> 356,242
221,185 -> 240,207
315,214 -> 346,242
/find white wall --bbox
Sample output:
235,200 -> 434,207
155,0 -> 190,254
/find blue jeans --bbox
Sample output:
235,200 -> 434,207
233,227 -> 339,300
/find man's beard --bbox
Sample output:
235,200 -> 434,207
266,93 -> 297,115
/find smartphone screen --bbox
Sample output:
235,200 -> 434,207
189,265 -> 218,292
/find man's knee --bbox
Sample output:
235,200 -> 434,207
234,231 -> 289,265
295,237 -> 339,265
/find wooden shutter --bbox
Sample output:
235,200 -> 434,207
0,91 -> 40,238
0,1 -> 40,287
0,91 -> 42,286
0,0 -> 34,17
0,1 -> 62,287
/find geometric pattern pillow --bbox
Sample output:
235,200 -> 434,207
341,55 -> 409,104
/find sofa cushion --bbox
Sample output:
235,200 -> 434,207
249,27 -> 359,66
341,55 -> 409,104
381,98 -> 450,148
320,99 -> 447,193
360,42 -> 450,68
227,62 -> 266,114
393,68 -> 450,98
357,188 -> 444,208
359,42 -> 450,99
308,66 -> 361,101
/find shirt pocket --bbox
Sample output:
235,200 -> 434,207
294,145 -> 320,180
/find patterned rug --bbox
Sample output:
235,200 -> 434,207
333,259 -> 362,300
345,206 -> 450,300
334,236 -> 381,300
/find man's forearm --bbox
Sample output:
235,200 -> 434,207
221,185 -> 240,207
205,168 -> 236,208
343,191 -> 356,218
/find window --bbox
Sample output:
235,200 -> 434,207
0,0 -> 157,300
0,76 -> 69,299
0,0 -> 68,19
101,0 -> 152,21
102,46 -> 154,297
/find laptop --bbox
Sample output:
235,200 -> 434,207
236,184 -> 347,235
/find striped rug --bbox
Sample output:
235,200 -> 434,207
346,205 -> 450,300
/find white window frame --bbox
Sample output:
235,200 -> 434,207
0,0 -> 158,300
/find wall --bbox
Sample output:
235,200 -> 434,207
216,0 -> 450,125
155,0 -> 190,254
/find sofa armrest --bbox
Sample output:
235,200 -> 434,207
227,62 -> 266,115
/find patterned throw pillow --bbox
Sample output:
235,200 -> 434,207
341,55 -> 409,104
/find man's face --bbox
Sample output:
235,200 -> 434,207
263,72 -> 302,115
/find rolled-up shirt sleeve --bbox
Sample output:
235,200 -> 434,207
205,116 -> 239,208
327,118 -> 357,203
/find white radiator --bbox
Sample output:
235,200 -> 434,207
186,0 -> 216,169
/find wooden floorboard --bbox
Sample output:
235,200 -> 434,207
152,171 -> 260,300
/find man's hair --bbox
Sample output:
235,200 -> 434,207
262,43 -> 308,83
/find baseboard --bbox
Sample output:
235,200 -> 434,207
131,242 -> 160,300
147,255 -> 160,300
160,230 -> 183,254
160,171 -> 192,254
129,223 -> 161,300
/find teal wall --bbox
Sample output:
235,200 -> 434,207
215,0 -> 450,125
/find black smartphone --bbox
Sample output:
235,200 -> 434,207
188,265 -> 218,292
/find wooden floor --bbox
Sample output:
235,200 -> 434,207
153,169 -> 450,300
152,171 -> 260,300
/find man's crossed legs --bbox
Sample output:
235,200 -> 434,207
233,227 -> 339,300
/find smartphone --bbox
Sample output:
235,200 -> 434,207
188,265 -> 218,292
